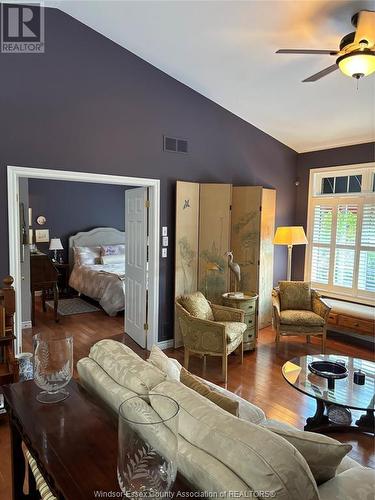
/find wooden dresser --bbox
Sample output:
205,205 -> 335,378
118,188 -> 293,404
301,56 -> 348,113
222,292 -> 259,350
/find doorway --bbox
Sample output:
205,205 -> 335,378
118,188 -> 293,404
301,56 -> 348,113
7,165 -> 160,353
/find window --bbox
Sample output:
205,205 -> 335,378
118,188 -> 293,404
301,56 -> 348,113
306,164 -> 375,303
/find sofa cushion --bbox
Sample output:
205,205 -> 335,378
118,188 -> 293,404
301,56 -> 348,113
279,281 -> 312,311
147,345 -> 181,381
262,420 -> 352,484
180,368 -> 239,416
318,467 -> 375,500
77,357 -> 138,412
280,310 -> 325,327
152,380 -> 319,500
177,436 -> 248,495
200,376 -> 266,424
89,340 -> 166,394
216,321 -> 247,342
180,291 -> 214,321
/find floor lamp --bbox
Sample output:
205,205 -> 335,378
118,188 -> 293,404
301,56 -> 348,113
273,226 -> 308,281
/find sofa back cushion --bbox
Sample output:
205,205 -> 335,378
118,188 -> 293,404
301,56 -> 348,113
179,292 -> 214,321
89,340 -> 166,394
152,380 -> 319,500
279,281 -> 312,311
262,420 -> 352,484
147,345 -> 181,381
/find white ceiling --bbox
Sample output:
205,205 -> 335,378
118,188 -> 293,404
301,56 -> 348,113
44,1 -> 375,152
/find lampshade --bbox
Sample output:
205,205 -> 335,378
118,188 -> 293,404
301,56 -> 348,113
337,51 -> 375,79
49,238 -> 63,250
273,226 -> 308,246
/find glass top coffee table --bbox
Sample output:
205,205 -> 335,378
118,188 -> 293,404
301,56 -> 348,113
282,354 -> 374,434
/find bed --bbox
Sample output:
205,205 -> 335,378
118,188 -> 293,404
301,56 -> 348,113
68,227 -> 126,316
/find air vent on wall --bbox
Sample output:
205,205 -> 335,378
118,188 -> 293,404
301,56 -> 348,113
163,135 -> 188,154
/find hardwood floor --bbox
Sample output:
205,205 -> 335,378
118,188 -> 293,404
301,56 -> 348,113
0,299 -> 373,499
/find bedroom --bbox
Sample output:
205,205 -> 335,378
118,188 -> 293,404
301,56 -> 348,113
18,176 -> 153,358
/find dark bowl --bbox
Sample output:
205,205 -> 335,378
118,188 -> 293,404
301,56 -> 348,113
308,361 -> 348,380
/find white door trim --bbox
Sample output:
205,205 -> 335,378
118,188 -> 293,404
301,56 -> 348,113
7,165 -> 160,353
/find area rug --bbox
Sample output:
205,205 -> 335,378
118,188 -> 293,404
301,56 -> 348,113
46,298 -> 100,316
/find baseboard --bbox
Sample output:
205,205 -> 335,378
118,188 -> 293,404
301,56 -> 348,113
22,321 -> 32,329
157,339 -> 174,350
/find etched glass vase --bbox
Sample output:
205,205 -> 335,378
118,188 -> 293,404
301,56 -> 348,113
117,394 -> 179,497
33,334 -> 73,403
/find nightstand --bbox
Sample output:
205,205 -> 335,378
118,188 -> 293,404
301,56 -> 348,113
222,292 -> 259,351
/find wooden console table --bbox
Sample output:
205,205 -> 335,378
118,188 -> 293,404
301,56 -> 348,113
3,380 -> 194,499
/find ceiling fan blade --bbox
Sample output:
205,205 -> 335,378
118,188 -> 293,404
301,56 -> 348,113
276,49 -> 337,55
354,10 -> 375,48
302,64 -> 339,82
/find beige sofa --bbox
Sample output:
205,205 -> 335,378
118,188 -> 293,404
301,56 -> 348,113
77,340 -> 374,500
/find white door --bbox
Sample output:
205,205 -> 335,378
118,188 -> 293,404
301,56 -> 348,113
125,187 -> 148,347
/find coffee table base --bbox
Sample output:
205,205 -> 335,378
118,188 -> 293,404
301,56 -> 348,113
305,399 -> 374,435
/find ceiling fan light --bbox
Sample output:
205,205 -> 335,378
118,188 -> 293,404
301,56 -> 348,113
337,51 -> 375,78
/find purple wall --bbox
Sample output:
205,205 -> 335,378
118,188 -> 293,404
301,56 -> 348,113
28,179 -> 127,261
0,7 -> 298,340
293,142 -> 375,279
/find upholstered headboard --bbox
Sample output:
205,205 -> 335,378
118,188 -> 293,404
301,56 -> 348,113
69,227 -> 125,268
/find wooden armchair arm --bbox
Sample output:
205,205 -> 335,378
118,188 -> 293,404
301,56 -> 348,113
312,290 -> 331,321
210,303 -> 245,323
272,289 -> 281,321
175,302 -> 226,354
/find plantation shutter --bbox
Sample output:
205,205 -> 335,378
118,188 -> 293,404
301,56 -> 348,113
311,205 -> 332,284
333,205 -> 358,288
358,204 -> 375,292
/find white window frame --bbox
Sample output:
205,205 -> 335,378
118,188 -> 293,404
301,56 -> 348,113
305,162 -> 375,306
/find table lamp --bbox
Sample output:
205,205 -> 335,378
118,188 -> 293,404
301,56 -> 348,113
273,226 -> 308,281
49,238 -> 63,263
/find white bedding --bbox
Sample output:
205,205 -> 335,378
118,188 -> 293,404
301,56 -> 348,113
69,263 -> 125,316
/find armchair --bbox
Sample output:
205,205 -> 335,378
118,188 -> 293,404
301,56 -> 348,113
272,281 -> 331,352
175,292 -> 246,383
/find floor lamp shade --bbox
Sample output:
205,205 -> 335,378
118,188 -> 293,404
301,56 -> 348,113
273,226 -> 308,280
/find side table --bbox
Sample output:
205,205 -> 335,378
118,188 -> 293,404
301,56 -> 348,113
222,292 -> 258,351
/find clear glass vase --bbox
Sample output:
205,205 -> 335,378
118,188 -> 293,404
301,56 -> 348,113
33,334 -> 73,404
117,394 -> 179,497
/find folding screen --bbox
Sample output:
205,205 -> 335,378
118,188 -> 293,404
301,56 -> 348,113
175,182 -> 276,346
231,187 -> 276,328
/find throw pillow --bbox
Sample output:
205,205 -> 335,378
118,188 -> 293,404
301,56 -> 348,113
279,281 -> 312,310
180,367 -> 239,416
262,419 -> 352,484
100,244 -> 125,256
101,254 -> 125,265
147,345 -> 181,381
180,291 -> 214,321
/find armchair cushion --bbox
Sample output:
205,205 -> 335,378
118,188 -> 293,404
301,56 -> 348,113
216,321 -> 247,343
180,291 -> 214,321
280,310 -> 325,327
279,281 -> 312,311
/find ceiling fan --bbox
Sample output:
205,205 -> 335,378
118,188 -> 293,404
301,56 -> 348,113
276,10 -> 375,82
